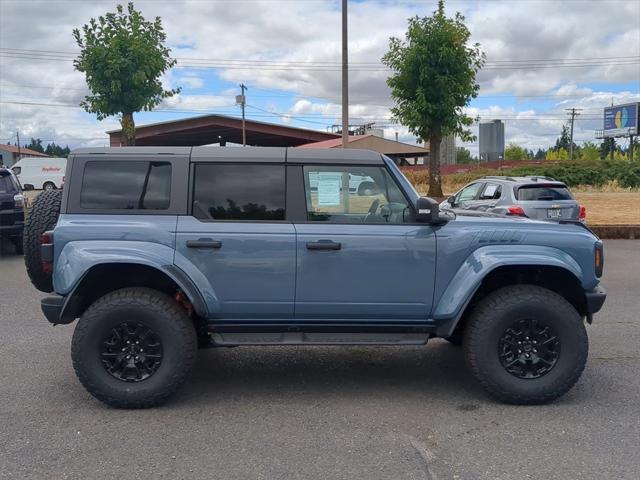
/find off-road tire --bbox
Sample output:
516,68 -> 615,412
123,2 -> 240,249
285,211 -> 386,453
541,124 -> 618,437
71,288 -> 198,409
463,285 -> 588,405
24,189 -> 62,292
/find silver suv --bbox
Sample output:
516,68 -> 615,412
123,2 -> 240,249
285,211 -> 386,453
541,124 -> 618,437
441,176 -> 585,222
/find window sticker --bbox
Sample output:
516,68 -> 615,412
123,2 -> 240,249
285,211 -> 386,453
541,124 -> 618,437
316,172 -> 342,206
484,184 -> 498,197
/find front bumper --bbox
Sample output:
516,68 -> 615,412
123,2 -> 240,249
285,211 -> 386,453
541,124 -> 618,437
584,285 -> 606,323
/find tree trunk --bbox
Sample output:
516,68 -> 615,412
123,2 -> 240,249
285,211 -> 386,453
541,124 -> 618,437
120,112 -> 136,146
427,133 -> 444,198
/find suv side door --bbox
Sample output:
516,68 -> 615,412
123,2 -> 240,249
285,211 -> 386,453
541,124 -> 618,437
290,160 -> 436,321
453,182 -> 484,210
175,152 -> 296,320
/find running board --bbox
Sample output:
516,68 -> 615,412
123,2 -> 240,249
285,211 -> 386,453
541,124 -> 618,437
209,331 -> 430,346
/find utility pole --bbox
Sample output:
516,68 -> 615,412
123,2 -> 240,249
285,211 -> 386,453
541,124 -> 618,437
341,0 -> 348,148
16,130 -> 21,159
237,84 -> 247,146
566,108 -> 582,161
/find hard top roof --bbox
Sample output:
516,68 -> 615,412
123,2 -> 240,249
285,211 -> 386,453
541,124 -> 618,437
71,146 -> 384,164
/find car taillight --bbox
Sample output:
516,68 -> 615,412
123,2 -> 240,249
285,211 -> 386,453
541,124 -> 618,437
507,206 -> 526,216
13,194 -> 25,209
41,231 -> 54,274
579,205 -> 586,222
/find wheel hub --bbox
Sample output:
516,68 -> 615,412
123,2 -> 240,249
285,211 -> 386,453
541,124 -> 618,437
498,318 -> 560,379
100,322 -> 163,382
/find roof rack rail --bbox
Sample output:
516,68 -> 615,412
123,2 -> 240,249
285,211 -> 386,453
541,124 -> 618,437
525,175 -> 556,182
482,175 -> 517,181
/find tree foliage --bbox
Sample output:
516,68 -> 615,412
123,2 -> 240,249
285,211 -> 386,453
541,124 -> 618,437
23,138 -> 44,153
504,143 -> 531,161
22,138 -> 71,157
73,2 -> 179,145
382,0 -> 484,196
455,146 -> 475,164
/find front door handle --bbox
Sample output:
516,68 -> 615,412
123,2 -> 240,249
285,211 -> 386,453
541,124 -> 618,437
306,240 -> 341,251
186,239 -> 222,249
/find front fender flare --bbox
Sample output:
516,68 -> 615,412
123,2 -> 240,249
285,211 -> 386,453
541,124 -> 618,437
432,245 -> 584,336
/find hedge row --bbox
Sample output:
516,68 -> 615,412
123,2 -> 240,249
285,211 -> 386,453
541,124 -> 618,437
507,160 -> 640,188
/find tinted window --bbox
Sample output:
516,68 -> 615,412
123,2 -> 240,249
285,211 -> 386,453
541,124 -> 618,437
80,161 -> 171,210
303,165 -> 410,223
517,185 -> 573,201
193,164 -> 285,221
0,173 -> 18,193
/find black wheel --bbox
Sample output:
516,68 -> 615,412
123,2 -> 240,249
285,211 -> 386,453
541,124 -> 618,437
13,236 -> 24,255
43,181 -> 56,191
23,189 -> 61,292
463,285 -> 588,405
71,288 -> 197,408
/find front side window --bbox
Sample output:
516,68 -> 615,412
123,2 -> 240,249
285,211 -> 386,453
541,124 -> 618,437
193,164 -> 285,221
303,165 -> 410,223
456,183 -> 483,204
80,161 -> 171,210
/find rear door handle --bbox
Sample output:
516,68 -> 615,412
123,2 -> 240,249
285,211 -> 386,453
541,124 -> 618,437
186,239 -> 222,249
306,240 -> 341,251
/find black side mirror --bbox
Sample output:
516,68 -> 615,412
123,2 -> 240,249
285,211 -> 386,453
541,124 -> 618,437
447,195 -> 456,206
415,197 -> 441,223
22,184 -> 34,191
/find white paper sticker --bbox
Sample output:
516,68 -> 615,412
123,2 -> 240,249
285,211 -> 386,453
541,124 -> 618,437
317,172 -> 342,206
484,184 -> 498,197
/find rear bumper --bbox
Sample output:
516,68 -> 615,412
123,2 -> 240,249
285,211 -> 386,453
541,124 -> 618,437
585,285 -> 606,315
41,295 -> 65,325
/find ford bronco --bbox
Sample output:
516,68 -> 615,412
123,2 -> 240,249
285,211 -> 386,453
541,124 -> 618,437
24,147 -> 606,408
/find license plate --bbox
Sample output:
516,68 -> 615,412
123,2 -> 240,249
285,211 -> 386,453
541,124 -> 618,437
547,208 -> 562,218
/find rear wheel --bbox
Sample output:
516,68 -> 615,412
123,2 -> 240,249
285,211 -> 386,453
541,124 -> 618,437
71,288 -> 198,408
24,189 -> 61,292
463,285 -> 588,404
43,181 -> 56,191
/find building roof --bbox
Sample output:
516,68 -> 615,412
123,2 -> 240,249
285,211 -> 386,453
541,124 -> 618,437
297,134 -> 429,158
107,114 -> 339,147
0,144 -> 50,157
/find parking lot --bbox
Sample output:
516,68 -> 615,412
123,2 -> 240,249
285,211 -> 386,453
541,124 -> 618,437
0,239 -> 638,479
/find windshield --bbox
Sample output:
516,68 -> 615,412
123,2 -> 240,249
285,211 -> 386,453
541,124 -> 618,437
516,185 -> 573,201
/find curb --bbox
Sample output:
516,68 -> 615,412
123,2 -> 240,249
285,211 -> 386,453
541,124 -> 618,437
589,225 -> 640,239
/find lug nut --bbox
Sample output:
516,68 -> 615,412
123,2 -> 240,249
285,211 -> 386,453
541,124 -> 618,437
518,350 -> 522,354
525,353 -> 530,358
533,349 -> 537,353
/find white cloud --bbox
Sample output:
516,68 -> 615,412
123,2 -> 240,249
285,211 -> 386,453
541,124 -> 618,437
0,0 -> 638,149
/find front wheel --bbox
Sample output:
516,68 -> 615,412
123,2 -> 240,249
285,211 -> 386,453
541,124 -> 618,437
463,285 -> 588,404
71,288 -> 198,408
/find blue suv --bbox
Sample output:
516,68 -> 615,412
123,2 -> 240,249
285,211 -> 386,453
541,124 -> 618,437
24,147 -> 606,408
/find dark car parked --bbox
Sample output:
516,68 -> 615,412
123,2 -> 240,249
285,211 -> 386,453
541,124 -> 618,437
0,167 -> 26,254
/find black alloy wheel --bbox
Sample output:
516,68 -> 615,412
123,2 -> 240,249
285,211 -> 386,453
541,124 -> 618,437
101,322 -> 163,382
498,318 -> 560,379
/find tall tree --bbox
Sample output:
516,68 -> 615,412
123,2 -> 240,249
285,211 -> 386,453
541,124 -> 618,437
504,143 -> 530,161
554,125 -> 574,152
24,138 -> 44,153
455,146 -> 474,164
382,1 -> 484,197
73,2 -> 180,146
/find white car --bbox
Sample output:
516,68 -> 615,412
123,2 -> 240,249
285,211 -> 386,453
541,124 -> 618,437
11,157 -> 67,190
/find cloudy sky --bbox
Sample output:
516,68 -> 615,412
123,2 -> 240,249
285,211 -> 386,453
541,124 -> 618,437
1,0 -> 639,155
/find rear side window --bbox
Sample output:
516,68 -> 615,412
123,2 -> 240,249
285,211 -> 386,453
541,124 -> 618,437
80,161 -> 172,210
517,185 -> 573,201
193,164 -> 285,221
0,173 -> 18,193
480,184 -> 501,200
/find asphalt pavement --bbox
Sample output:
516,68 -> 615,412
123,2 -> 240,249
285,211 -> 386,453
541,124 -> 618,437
0,239 -> 638,480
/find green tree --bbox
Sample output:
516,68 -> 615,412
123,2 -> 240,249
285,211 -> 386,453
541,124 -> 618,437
73,2 -> 180,146
504,143 -> 530,161
455,146 -> 475,164
553,125 -> 575,152
533,148 -> 546,160
599,137 -> 617,160
382,0 -> 484,197
579,141 -> 600,161
546,148 -> 569,161
45,143 -> 71,157
23,138 -> 44,153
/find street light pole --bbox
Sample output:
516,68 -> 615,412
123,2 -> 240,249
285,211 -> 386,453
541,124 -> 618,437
341,0 -> 348,148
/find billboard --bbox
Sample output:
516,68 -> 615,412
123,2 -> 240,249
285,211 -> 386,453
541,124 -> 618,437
603,103 -> 638,136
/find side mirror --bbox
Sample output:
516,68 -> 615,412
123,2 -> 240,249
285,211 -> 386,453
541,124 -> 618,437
22,184 -> 34,191
415,197 -> 441,223
447,195 -> 456,206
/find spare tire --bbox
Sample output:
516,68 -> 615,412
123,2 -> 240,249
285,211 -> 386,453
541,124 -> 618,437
24,189 -> 62,293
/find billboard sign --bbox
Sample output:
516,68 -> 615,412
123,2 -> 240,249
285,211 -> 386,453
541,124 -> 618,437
603,102 -> 638,136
